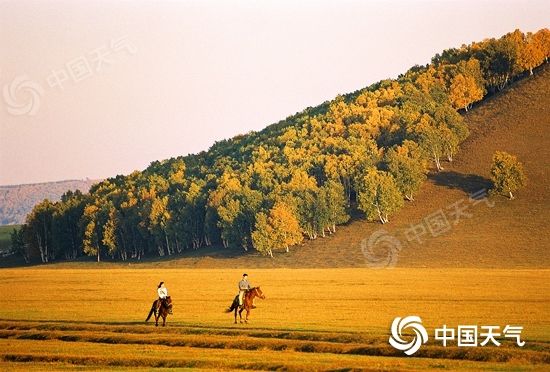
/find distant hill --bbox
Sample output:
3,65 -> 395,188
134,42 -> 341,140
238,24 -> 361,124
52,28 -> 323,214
0,180 -> 99,225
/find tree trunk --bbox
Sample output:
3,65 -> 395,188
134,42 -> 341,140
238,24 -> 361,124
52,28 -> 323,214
434,155 -> 443,171
377,206 -> 385,224
36,233 -> 46,263
70,233 -> 76,260
43,219 -> 49,262
164,230 -> 171,255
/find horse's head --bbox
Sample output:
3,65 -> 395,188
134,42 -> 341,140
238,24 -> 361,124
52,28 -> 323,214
253,287 -> 266,300
165,296 -> 173,314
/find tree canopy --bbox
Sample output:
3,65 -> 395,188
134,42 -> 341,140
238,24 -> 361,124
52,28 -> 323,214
490,151 -> 527,200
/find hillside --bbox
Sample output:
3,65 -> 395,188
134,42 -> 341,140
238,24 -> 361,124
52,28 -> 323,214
11,28 -> 550,266
0,180 -> 98,225
140,63 -> 550,269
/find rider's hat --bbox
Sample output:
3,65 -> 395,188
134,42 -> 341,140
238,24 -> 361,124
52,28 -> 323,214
243,273 -> 248,277
158,281 -> 164,288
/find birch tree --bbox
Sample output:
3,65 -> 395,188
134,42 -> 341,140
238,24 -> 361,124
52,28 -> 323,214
356,168 -> 404,224
490,151 -> 527,199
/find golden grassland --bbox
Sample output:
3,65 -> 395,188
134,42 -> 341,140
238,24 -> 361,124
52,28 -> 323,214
1,268 -> 549,370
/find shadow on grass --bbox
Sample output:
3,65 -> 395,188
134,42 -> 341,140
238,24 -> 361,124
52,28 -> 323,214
429,171 -> 492,195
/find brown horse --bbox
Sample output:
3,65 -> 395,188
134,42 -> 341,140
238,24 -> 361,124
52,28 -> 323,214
226,287 -> 265,324
145,296 -> 173,326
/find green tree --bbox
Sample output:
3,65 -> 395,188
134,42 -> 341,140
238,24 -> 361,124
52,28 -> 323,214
433,104 -> 469,162
268,201 -> 303,253
102,206 -> 119,259
251,212 -> 274,257
384,140 -> 427,201
356,168 -> 404,224
10,227 -> 28,263
25,199 -> 56,263
52,190 -> 86,260
82,204 -> 101,262
490,151 -> 527,199
320,180 -> 349,233
412,114 -> 445,171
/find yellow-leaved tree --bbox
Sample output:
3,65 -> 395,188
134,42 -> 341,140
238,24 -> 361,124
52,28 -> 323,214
449,73 -> 484,111
518,32 -> 546,75
490,151 -> 527,200
252,202 -> 303,257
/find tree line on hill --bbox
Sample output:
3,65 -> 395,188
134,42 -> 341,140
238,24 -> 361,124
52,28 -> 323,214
11,28 -> 549,263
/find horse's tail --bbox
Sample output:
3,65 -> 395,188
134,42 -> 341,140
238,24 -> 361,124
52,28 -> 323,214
225,298 -> 238,313
145,302 -> 156,322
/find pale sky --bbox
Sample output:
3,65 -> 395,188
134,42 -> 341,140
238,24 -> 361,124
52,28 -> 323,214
0,0 -> 548,185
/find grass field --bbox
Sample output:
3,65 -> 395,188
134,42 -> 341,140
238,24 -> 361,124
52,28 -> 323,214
0,268 -> 549,370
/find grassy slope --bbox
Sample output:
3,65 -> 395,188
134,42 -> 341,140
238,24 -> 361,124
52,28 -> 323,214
134,64 -> 548,269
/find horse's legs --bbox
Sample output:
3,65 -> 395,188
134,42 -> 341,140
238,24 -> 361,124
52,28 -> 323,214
238,308 -> 244,323
154,313 -> 159,327
162,314 -> 166,327
233,308 -> 237,324
245,309 -> 249,323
